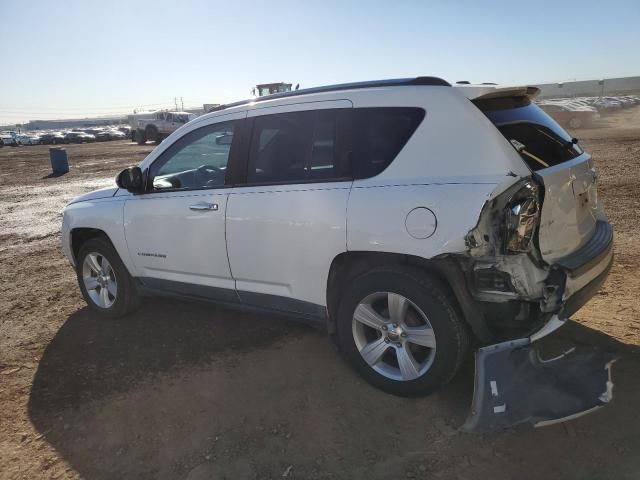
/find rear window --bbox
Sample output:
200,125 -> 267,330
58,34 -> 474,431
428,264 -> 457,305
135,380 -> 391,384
475,96 -> 583,171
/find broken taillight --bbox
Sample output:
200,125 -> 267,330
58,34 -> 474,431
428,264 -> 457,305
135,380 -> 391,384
504,180 -> 540,254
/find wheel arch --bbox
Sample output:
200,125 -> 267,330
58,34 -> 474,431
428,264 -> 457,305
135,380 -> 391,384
326,250 -> 491,342
70,227 -> 114,262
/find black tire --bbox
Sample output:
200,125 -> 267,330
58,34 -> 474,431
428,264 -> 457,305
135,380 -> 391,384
336,265 -> 469,397
145,125 -> 158,142
76,237 -> 140,318
135,129 -> 146,145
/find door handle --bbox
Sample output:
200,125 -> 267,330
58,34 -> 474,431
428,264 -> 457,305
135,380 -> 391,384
189,202 -> 219,211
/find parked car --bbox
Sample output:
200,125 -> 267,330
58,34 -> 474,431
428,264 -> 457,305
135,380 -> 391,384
103,129 -> 127,140
593,98 -> 622,110
107,128 -> 127,140
80,128 -> 105,137
0,134 -> 19,146
61,78 -> 614,431
39,132 -> 68,145
538,103 -> 599,128
117,125 -> 132,136
65,131 -> 96,143
16,134 -> 41,145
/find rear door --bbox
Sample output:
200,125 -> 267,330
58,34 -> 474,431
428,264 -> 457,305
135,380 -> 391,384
477,96 -> 603,263
225,101 -> 353,314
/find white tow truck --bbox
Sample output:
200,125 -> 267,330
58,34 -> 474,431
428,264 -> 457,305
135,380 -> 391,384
132,111 -> 195,145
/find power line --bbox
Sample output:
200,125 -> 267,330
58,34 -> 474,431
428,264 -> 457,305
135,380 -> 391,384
0,101 -> 178,113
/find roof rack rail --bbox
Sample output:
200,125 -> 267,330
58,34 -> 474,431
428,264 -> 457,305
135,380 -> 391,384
208,76 -> 450,113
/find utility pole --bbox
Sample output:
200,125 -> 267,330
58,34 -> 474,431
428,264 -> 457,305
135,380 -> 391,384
181,97 -> 184,111
174,97 -> 178,110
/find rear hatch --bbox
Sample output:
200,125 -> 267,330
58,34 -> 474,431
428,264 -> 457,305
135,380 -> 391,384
474,91 -> 601,264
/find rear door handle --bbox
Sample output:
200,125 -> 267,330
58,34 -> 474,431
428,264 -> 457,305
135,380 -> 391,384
189,202 -> 219,211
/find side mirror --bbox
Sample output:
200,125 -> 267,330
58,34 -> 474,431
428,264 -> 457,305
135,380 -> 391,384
116,166 -> 144,193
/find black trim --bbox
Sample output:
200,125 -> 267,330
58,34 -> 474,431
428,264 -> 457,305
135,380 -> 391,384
138,277 -> 240,303
208,77 -> 450,113
555,221 -> 613,277
136,277 -> 327,325
237,290 -> 327,319
560,254 -> 613,319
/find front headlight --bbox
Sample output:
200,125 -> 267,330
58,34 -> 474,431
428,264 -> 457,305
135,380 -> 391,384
504,181 -> 540,253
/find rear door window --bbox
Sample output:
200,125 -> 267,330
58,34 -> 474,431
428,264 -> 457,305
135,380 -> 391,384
476,97 -> 583,171
247,109 -> 352,184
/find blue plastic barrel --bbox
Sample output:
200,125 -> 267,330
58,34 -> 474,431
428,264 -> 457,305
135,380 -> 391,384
49,147 -> 69,174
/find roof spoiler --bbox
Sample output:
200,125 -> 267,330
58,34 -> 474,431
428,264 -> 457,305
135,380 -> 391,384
472,86 -> 541,101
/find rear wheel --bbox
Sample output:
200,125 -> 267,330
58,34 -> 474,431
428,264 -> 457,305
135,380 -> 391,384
76,238 -> 140,318
336,266 -> 468,396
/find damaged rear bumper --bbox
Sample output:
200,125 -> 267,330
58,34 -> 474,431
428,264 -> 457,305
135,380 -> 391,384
463,254 -> 616,432
463,317 -> 615,432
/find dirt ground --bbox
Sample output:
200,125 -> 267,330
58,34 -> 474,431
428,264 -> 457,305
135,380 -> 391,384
1,108 -> 640,480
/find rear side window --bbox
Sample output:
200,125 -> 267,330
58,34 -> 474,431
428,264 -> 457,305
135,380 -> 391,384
476,96 -> 583,171
247,109 -> 352,184
353,107 -> 425,179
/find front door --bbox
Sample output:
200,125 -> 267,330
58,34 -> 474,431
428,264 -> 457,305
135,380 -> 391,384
124,114 -> 243,302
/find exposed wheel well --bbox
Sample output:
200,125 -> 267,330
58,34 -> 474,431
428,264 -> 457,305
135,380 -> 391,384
70,228 -> 112,262
326,251 -> 491,342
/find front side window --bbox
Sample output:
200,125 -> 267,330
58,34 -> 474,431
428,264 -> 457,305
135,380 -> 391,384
247,109 -> 351,184
150,121 -> 236,190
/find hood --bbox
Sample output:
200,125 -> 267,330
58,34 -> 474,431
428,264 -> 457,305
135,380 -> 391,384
69,187 -> 119,204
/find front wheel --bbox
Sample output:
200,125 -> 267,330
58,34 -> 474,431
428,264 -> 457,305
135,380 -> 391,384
135,130 -> 146,145
76,237 -> 140,318
336,266 -> 468,397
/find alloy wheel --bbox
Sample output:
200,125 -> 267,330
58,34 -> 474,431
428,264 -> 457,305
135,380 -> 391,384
352,291 -> 436,381
82,252 -> 117,308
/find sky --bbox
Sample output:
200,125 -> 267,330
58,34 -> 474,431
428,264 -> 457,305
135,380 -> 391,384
1,0 -> 639,125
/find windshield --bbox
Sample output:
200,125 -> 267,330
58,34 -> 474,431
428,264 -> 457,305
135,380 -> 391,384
476,96 -> 584,171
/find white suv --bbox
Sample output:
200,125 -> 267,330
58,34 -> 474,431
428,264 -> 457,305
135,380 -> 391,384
61,77 -> 614,430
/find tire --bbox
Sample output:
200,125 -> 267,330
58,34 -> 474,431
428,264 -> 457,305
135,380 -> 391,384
336,266 -> 468,397
569,117 -> 583,129
76,237 -> 140,318
145,125 -> 158,142
135,129 -> 146,145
